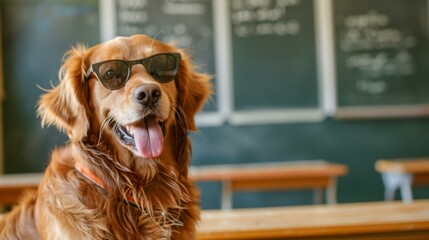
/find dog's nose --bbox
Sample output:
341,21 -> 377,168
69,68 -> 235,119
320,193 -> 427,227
133,84 -> 161,106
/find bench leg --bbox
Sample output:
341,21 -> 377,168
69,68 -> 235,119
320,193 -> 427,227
326,177 -> 338,204
399,174 -> 413,203
381,173 -> 413,203
221,180 -> 232,210
313,188 -> 323,204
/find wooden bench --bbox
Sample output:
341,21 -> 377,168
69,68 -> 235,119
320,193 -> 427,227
375,158 -> 429,203
0,173 -> 43,205
190,160 -> 348,209
198,200 -> 429,240
0,160 -> 348,210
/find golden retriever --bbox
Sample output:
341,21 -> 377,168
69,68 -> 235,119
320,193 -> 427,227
0,34 -> 211,239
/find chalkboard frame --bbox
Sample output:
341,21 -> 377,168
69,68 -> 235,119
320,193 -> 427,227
99,0 -> 226,127
223,0 -> 325,125
329,0 -> 429,119
0,20 -> 4,174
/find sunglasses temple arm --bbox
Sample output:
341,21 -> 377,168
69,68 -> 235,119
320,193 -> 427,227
85,66 -> 93,80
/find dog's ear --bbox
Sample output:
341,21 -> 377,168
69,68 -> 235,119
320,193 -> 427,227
37,46 -> 90,142
175,53 -> 211,131
173,53 -> 211,177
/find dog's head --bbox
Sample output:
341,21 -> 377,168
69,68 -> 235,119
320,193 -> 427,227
37,35 -> 211,162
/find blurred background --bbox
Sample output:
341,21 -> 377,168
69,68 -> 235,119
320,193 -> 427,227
1,0 -> 429,210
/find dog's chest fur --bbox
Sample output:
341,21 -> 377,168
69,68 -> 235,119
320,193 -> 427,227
37,145 -> 196,240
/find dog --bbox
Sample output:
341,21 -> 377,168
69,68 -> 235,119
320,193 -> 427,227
0,34 -> 211,239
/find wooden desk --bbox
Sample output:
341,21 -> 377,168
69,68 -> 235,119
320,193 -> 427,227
190,161 -> 348,209
198,200 -> 429,240
0,173 -> 43,205
0,160 -> 348,209
375,158 -> 429,203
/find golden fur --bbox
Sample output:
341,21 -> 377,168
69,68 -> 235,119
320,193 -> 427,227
0,35 -> 211,239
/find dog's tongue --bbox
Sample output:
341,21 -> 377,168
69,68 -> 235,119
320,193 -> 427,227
133,118 -> 164,158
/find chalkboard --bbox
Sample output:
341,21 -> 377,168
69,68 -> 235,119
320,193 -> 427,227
115,0 -> 218,114
229,0 -> 321,124
333,0 -> 429,118
1,0 -> 100,173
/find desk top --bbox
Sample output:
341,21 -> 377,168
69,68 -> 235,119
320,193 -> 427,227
0,173 -> 43,187
375,158 -> 429,174
190,160 -> 348,182
0,161 -> 349,186
198,200 -> 429,240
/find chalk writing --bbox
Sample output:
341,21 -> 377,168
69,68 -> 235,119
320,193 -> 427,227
340,11 -> 416,52
116,0 -> 211,49
162,1 -> 206,15
338,10 -> 418,95
230,0 -> 302,37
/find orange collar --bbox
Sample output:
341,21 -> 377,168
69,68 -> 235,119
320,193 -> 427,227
74,161 -> 142,208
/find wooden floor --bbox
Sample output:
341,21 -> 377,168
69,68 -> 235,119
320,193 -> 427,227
198,200 -> 429,240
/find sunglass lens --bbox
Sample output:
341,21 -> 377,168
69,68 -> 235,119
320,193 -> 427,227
146,54 -> 179,83
98,61 -> 129,90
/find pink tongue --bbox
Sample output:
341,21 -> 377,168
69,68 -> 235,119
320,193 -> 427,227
133,118 -> 164,158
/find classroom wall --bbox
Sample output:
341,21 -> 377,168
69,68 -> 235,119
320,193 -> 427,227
2,0 -> 429,209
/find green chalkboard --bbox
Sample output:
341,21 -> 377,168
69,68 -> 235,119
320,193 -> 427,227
230,0 -> 319,111
1,0 -> 100,173
333,0 -> 429,108
115,0 -> 217,112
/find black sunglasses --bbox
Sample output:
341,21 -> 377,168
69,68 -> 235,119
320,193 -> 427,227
85,53 -> 181,90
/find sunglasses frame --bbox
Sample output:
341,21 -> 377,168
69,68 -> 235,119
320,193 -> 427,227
85,53 -> 181,90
